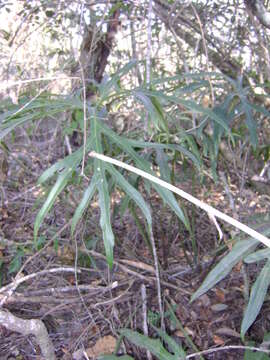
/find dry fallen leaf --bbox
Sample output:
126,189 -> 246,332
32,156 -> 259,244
86,335 -> 116,358
215,327 -> 240,338
175,327 -> 194,338
213,334 -> 225,346
214,288 -> 226,303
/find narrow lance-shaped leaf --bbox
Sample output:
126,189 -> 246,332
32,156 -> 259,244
125,137 -> 202,170
34,168 -> 73,241
152,325 -> 186,359
174,80 -> 210,95
99,120 -> 189,229
71,175 -> 98,235
156,149 -> 171,182
151,72 -> 222,86
96,161 -> 115,269
244,248 -> 270,264
134,90 -> 167,132
191,238 -> 258,302
239,99 -> 258,147
39,137 -> 93,183
99,60 -> 137,101
120,329 -> 176,360
0,95 -> 81,140
142,90 -> 231,134
241,260 -> 270,337
249,102 -> 270,119
92,118 -> 114,267
156,148 -> 190,229
105,163 -> 152,227
166,300 -> 201,355
150,95 -> 169,133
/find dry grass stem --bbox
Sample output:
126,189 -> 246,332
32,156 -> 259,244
89,151 -> 270,248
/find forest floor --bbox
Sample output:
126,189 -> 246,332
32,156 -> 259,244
0,123 -> 270,360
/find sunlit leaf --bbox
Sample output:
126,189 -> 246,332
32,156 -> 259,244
142,90 -> 230,133
134,90 -> 167,131
100,60 -> 137,101
239,100 -> 258,147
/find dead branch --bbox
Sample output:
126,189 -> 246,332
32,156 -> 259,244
0,309 -> 56,360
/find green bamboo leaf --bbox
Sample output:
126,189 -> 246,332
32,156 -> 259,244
34,168 -> 73,241
241,260 -> 270,337
99,120 -> 189,229
244,248 -> 270,264
0,114 -> 37,139
38,138 -> 93,183
100,60 -> 137,100
155,149 -> 189,228
244,348 -> 270,360
127,138 -> 201,170
166,301 -> 201,355
134,90 -> 167,131
120,329 -> 176,360
150,95 -> 169,132
151,72 -> 222,86
156,148 -> 172,182
249,102 -> 270,119
228,77 -> 258,147
239,99 -> 258,147
105,163 -> 152,226
191,238 -> 258,302
142,90 -> 230,133
174,80 -> 210,95
152,326 -> 186,358
0,96 -> 80,139
96,163 -> 114,268
71,175 -> 98,235
152,179 -> 189,229
38,153 -> 80,184
91,117 -> 115,267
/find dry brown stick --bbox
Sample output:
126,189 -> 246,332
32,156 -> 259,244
118,259 -> 155,273
141,284 -> 153,360
92,280 -> 133,308
186,345 -> 270,359
149,227 -> 165,331
0,282 -> 121,304
0,267 -> 79,307
84,249 -> 192,295
0,309 -> 56,360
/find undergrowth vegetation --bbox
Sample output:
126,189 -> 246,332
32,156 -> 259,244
1,1 -> 270,359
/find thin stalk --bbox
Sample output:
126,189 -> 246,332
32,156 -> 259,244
89,151 -> 270,248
